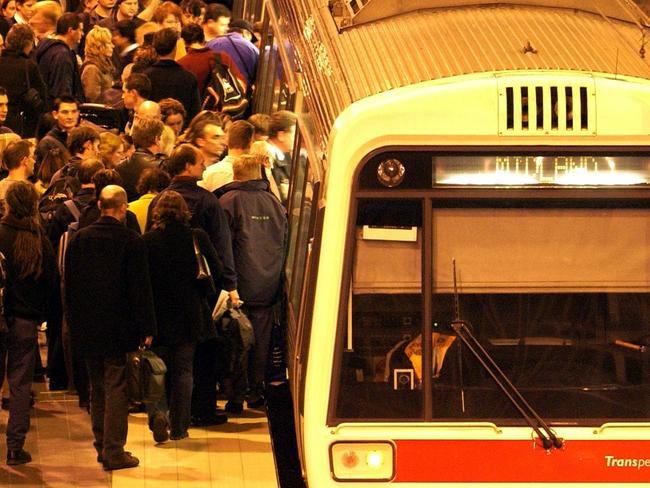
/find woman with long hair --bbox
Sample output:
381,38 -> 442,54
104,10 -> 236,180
143,190 -> 222,441
0,181 -> 59,465
0,24 -> 47,137
81,25 -> 115,102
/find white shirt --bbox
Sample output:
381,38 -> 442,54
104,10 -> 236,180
199,155 -> 236,192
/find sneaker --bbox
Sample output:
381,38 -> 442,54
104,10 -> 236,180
7,448 -> 32,465
247,397 -> 265,409
225,401 -> 243,414
151,414 -> 169,443
103,452 -> 139,471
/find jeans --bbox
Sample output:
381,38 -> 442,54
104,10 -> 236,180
147,342 -> 196,437
3,317 -> 38,450
85,355 -> 129,461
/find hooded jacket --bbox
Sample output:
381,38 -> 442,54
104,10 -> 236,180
35,38 -> 84,109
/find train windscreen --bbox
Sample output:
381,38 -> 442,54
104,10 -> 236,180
333,197 -> 650,423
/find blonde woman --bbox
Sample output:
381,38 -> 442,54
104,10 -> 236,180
81,25 -> 115,102
98,131 -> 125,169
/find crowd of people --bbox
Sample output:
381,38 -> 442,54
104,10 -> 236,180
0,0 -> 298,472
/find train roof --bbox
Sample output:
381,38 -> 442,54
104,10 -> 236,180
271,1 -> 650,150
331,1 -> 650,28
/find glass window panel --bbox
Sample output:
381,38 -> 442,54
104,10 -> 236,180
285,143 -> 308,289
289,164 -> 315,313
334,199 -> 423,420
430,206 -> 650,423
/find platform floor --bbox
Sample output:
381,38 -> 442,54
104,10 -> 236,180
0,337 -> 278,487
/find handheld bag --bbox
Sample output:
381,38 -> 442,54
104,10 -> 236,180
126,348 -> 167,404
193,233 -> 216,295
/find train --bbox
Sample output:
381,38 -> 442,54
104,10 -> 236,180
243,1 -> 650,485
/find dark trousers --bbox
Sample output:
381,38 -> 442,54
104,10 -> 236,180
227,306 -> 273,403
3,317 -> 38,450
191,338 -> 219,418
85,355 -> 129,461
147,342 -> 196,437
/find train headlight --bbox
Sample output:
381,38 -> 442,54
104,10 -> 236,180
377,159 -> 405,187
330,442 -> 394,481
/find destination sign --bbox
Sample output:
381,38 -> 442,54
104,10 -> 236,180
434,155 -> 650,186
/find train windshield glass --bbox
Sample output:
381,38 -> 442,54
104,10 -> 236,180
333,195 -> 650,423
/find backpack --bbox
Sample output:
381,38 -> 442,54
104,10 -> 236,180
57,199 -> 81,278
202,56 -> 249,119
39,164 -> 80,233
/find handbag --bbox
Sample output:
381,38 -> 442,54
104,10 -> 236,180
22,63 -> 43,111
193,232 -> 216,295
126,347 -> 167,404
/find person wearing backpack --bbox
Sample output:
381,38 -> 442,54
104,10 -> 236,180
0,181 -> 60,465
48,158 -> 104,249
178,22 -> 245,101
40,126 -> 101,233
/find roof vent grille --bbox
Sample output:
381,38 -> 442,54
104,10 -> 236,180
500,81 -> 595,135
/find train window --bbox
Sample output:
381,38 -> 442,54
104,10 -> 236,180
334,199 -> 424,420
429,206 -> 650,423
254,22 -> 294,114
285,140 -> 309,294
289,162 -> 316,313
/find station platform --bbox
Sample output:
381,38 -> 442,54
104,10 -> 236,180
0,334 -> 279,488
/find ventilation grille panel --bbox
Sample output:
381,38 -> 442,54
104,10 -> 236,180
499,79 -> 596,136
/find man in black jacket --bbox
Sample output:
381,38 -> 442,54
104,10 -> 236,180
34,96 -> 80,171
144,28 -> 201,122
65,185 -> 156,471
35,13 -> 85,110
219,153 -> 287,412
117,117 -> 164,201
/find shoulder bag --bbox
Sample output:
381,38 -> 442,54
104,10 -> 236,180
193,231 -> 216,296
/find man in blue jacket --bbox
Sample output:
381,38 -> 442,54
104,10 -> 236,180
218,153 -> 287,413
35,13 -> 85,110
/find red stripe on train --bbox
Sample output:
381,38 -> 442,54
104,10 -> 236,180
394,440 -> 650,482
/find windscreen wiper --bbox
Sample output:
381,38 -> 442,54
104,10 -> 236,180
450,260 -> 563,451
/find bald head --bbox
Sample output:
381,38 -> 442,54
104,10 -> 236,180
137,101 -> 161,120
98,185 -> 128,220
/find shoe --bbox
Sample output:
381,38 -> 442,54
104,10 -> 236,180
190,413 -> 228,426
97,451 -> 131,464
247,397 -> 265,409
7,448 -> 31,465
103,452 -> 139,471
151,414 -> 169,443
170,431 -> 189,441
225,401 -> 243,414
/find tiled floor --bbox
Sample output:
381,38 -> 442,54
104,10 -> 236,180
0,344 -> 278,487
